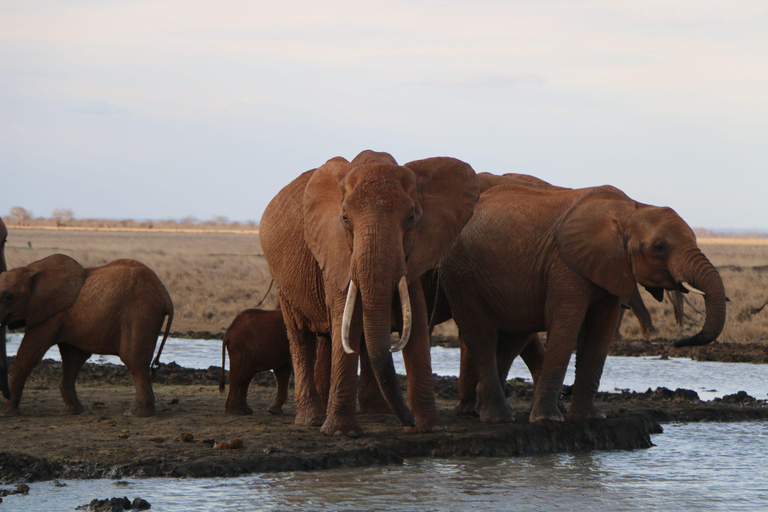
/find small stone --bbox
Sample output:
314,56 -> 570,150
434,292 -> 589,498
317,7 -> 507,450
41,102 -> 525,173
197,438 -> 215,446
132,497 -> 152,509
227,438 -> 243,449
92,401 -> 105,409
148,436 -> 164,443
168,398 -> 179,405
53,480 -> 67,487
116,432 -> 130,439
213,441 -> 230,450
178,432 -> 194,442
14,484 -> 30,494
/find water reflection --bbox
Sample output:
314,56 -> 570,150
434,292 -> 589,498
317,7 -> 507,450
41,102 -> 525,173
7,423 -> 768,511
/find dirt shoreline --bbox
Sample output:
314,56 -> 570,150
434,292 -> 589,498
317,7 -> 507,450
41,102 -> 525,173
1,358 -> 766,484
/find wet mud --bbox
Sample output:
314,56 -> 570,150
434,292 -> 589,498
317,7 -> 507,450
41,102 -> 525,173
2,358 -> 767,484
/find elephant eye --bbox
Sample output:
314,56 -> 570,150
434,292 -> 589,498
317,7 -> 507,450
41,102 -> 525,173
1,294 -> 11,304
652,242 -> 668,255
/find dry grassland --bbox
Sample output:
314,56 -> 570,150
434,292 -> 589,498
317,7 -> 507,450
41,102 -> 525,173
4,229 -> 768,344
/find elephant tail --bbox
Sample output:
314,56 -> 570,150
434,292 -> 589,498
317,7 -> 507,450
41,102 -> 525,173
219,334 -> 229,394
254,279 -> 274,307
151,294 -> 174,381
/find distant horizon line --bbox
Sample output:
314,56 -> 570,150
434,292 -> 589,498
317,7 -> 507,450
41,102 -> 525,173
3,216 -> 767,237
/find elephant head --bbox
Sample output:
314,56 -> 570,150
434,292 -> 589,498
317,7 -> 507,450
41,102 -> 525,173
303,151 -> 478,423
0,254 -> 86,333
0,217 -> 7,399
555,186 -> 726,348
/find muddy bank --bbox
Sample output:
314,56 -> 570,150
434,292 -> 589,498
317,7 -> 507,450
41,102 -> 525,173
1,359 -> 767,484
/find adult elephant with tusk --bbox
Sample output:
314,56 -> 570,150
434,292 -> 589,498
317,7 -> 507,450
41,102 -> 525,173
438,179 -> 727,424
260,150 -> 479,436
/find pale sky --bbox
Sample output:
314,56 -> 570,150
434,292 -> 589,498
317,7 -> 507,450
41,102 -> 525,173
1,1 -> 766,229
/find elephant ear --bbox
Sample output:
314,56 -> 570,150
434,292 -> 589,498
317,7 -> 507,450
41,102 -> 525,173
303,157 -> 354,295
555,186 -> 637,300
26,254 -> 86,327
404,157 -> 480,280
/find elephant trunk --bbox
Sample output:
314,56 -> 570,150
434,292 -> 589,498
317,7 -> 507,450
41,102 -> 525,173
673,250 -> 727,348
352,225 -> 416,427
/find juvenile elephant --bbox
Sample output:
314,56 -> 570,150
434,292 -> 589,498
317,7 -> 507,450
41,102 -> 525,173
0,217 -> 7,399
219,308 -> 292,416
439,180 -> 726,423
0,255 -> 174,417
261,150 -> 479,436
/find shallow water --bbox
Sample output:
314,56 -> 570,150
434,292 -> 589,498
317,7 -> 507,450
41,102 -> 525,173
4,422 -> 768,511
7,333 -> 767,401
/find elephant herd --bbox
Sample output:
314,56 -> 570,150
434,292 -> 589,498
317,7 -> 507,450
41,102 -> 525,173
0,151 -> 727,439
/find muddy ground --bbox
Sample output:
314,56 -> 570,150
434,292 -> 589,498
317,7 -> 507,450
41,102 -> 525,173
2,357 -> 767,484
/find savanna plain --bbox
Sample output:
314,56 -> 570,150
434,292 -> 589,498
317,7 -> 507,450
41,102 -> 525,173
2,225 -> 768,484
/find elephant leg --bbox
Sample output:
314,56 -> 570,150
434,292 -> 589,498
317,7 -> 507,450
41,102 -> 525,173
58,343 -> 91,415
321,317 -> 363,437
568,298 -> 621,420
519,333 -> 545,386
458,323 -> 512,423
455,336 -> 478,416
358,336 -> 392,415
401,280 -> 442,432
314,334 -> 331,411
224,359 -> 254,416
285,316 -> 324,427
530,302 -> 588,423
1,332 -> 54,416
268,364 -> 292,415
614,308 -> 625,340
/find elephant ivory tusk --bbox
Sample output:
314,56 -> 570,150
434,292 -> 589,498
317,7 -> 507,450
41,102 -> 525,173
681,281 -> 705,296
682,293 -> 706,315
341,280 -> 358,354
391,276 -> 412,353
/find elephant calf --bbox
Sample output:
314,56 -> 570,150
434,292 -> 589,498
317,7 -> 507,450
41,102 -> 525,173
0,254 -> 173,417
219,308 -> 292,415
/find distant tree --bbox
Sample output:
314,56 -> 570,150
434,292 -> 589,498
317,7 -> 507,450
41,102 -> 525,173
8,206 -> 32,221
180,215 -> 198,225
211,215 -> 229,225
52,208 -> 75,222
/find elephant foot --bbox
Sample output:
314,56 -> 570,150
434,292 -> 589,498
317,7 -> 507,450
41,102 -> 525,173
0,404 -> 21,417
61,403 -> 85,415
404,421 -> 446,434
453,398 -> 479,417
266,405 -> 283,415
224,405 -> 254,416
529,403 -> 565,423
477,404 -> 515,424
567,403 -> 606,421
320,416 -> 364,438
125,403 -> 155,417
295,405 -> 325,427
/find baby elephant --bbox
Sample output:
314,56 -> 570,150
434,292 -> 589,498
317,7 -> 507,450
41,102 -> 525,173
219,308 -> 291,415
0,254 -> 173,417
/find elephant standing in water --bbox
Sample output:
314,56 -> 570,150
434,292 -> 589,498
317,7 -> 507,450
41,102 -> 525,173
0,255 -> 174,416
438,180 -> 726,423
261,150 -> 479,436
0,217 -> 7,400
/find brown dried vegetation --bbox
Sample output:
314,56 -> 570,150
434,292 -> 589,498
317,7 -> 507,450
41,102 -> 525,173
4,227 -> 768,344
